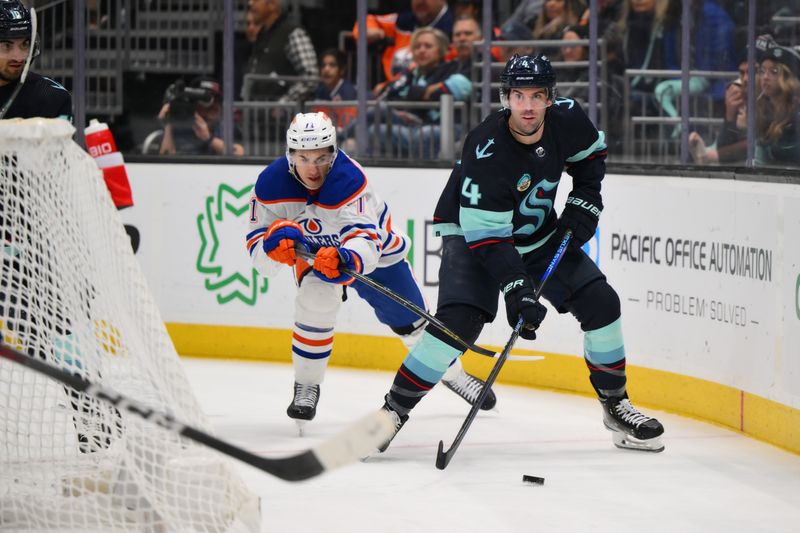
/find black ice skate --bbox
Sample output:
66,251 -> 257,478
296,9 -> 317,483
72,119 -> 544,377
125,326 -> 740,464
442,367 -> 497,410
600,395 -> 665,452
376,395 -> 408,453
287,382 -> 320,436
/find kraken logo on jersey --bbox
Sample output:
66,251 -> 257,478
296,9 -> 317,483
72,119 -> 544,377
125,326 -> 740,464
514,179 -> 559,236
299,218 -> 323,235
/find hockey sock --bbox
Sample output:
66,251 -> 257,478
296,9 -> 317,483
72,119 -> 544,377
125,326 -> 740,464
388,331 -> 463,416
291,322 -> 334,385
584,317 -> 627,398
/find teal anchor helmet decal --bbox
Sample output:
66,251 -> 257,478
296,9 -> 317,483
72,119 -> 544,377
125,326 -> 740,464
514,178 -> 559,236
475,138 -> 495,159
197,183 -> 269,305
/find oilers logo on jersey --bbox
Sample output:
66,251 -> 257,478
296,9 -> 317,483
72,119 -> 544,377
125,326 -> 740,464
299,218 -> 323,234
247,150 -> 411,278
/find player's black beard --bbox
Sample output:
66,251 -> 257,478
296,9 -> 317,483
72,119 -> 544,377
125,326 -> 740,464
0,70 -> 21,84
508,116 -> 545,138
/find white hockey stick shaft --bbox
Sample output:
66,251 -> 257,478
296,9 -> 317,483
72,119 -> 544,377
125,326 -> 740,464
0,341 -> 394,481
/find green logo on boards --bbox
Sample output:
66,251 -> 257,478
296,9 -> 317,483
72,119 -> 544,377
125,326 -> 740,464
796,273 -> 800,320
196,183 -> 268,305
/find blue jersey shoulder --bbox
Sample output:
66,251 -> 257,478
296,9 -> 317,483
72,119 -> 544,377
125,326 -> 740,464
315,151 -> 367,208
254,156 -> 305,202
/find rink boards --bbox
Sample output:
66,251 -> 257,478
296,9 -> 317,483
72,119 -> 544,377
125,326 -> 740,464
120,162 -> 800,454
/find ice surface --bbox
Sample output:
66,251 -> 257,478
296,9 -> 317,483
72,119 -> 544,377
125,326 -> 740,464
183,358 -> 800,533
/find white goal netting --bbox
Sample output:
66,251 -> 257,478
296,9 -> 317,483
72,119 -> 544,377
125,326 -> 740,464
0,119 -> 260,532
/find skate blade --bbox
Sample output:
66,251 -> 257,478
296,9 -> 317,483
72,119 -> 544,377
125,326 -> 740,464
294,419 -> 307,437
359,449 -> 378,462
611,431 -> 665,453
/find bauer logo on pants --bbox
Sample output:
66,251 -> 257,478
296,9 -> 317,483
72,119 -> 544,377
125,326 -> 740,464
196,183 -> 269,306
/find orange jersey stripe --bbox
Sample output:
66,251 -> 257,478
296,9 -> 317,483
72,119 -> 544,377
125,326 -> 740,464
341,230 -> 380,245
293,333 -> 333,347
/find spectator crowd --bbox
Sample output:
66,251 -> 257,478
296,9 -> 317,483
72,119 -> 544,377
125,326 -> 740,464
34,0 -> 800,167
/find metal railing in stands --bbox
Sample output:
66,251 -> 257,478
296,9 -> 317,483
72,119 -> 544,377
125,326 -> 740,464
34,0 -> 226,116
622,69 -> 738,163
240,73 -> 321,101
469,38 -> 609,134
770,16 -> 800,46
35,0 -> 124,116
235,100 -> 302,158
125,0 -> 216,74
233,95 -> 466,161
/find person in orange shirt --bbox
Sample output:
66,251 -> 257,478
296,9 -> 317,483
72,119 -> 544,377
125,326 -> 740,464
352,0 -> 454,82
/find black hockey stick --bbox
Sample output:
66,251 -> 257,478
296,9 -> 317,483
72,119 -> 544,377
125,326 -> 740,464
435,230 -> 573,470
0,341 -> 394,482
295,247 -> 496,357
0,8 -> 36,119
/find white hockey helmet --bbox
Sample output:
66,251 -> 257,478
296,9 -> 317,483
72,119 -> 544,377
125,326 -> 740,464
286,112 -> 337,152
286,112 -> 338,189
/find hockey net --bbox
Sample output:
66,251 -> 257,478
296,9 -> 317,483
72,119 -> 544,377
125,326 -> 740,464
0,119 -> 259,532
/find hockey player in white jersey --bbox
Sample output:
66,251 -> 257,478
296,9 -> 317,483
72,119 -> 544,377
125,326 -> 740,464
247,112 -> 496,433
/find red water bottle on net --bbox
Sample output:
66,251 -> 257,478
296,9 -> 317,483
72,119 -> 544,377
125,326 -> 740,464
84,119 -> 133,209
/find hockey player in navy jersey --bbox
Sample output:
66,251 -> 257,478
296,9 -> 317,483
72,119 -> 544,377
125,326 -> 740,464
0,0 -> 71,120
377,55 -> 665,453
247,112 -> 496,433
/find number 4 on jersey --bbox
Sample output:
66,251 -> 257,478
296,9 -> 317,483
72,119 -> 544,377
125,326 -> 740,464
461,177 -> 482,206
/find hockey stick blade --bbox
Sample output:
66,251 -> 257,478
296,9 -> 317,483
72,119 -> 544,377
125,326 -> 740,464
296,248 -> 495,357
436,317 -> 523,470
0,341 -> 394,482
435,230 -> 573,470
500,354 -> 544,362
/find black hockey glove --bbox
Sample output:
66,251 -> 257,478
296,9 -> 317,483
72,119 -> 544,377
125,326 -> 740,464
502,275 -> 547,340
558,196 -> 602,247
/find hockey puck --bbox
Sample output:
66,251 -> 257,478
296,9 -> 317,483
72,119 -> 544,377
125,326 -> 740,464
522,474 -> 545,485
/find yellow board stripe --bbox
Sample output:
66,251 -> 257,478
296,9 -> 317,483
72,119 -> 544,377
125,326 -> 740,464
166,323 -> 800,455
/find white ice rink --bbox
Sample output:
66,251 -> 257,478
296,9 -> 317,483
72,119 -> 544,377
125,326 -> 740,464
183,358 -> 800,533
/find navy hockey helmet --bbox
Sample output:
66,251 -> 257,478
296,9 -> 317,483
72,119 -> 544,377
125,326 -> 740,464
0,0 -> 39,58
499,53 -> 557,106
